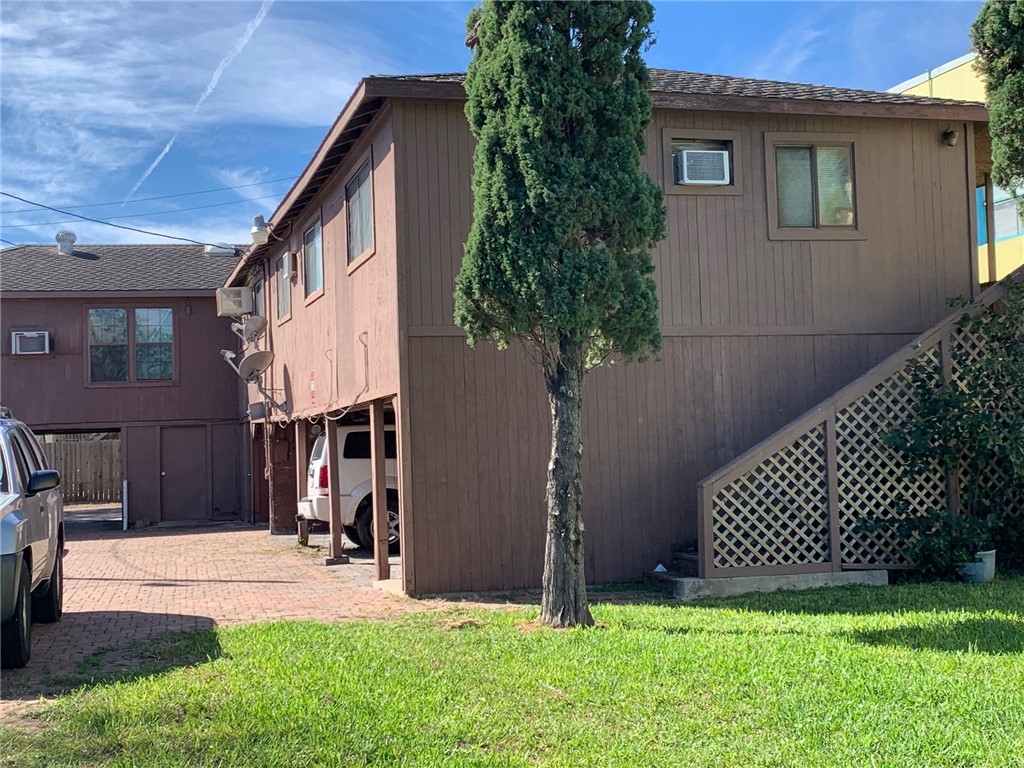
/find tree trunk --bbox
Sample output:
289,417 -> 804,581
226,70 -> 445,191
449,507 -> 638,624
540,336 -> 594,628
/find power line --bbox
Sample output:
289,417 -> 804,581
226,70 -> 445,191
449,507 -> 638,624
1,193 -> 281,230
0,176 -> 297,214
0,238 -> 20,247
0,192 -> 242,249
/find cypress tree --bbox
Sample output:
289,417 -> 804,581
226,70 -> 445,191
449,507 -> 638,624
971,0 -> 1024,195
456,0 -> 666,627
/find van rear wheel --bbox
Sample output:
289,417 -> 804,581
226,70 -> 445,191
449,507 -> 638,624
355,491 -> 400,554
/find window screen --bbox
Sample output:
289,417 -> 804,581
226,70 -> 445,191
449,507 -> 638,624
776,147 -> 814,228
88,309 -> 129,382
135,308 -> 173,381
774,143 -> 855,229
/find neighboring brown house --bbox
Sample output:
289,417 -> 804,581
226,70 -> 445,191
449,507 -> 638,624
0,239 -> 247,525
225,69 -> 989,595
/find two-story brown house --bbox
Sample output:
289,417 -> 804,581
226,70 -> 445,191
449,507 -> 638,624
226,69 -> 989,596
1,239 -> 247,526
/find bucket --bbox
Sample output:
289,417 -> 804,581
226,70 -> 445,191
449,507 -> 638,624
960,550 -> 996,583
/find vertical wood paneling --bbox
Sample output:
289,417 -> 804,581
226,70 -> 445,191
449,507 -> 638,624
395,100 -> 978,593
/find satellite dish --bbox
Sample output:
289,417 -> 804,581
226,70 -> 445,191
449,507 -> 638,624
236,350 -> 274,382
241,315 -> 267,343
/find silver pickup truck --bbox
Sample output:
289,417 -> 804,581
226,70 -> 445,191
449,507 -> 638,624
0,409 -> 64,669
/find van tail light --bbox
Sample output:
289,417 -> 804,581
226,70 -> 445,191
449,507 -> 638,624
317,465 -> 329,495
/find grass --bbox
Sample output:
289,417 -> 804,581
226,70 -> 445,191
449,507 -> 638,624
3,577 -> 1023,767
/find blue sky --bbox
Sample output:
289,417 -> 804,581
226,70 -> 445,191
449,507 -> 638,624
0,0 -> 983,248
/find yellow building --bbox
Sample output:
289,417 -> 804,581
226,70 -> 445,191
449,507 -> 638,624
892,54 -> 1023,282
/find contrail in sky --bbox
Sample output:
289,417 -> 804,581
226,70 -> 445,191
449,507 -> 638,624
123,0 -> 276,203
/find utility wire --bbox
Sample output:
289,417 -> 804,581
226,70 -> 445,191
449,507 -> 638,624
0,192 -> 242,248
0,176 -> 296,214
0,238 -> 20,247
1,193 -> 281,229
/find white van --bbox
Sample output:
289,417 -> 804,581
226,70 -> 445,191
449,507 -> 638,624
297,425 -> 398,552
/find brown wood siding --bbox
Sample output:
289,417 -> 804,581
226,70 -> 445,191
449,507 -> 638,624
0,296 -> 238,430
394,99 -> 976,594
256,110 -> 401,421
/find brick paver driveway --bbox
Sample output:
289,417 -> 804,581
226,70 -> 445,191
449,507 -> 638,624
0,505 -> 427,710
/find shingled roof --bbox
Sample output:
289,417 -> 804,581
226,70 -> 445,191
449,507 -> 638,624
373,68 -> 985,110
1,243 -> 238,293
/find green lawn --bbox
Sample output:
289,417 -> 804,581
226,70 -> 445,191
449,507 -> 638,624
4,578 -> 1024,767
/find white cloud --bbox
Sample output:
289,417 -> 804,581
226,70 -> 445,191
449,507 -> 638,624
0,1 -> 393,212
750,24 -> 824,83
209,166 -> 282,208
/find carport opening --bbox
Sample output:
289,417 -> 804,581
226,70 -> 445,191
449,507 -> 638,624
295,403 -> 400,583
37,430 -> 123,531
36,430 -> 122,504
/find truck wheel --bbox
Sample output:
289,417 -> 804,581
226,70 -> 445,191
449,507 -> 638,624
355,491 -> 400,554
1,559 -> 32,669
33,544 -> 64,624
343,525 -> 361,547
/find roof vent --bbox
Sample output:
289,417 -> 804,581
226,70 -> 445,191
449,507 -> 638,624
56,230 -> 77,255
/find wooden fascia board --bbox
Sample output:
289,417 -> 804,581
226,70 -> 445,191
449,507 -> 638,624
1,290 -> 216,299
363,77 -> 988,122
649,92 -> 988,121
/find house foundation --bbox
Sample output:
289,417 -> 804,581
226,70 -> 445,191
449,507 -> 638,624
651,570 -> 889,601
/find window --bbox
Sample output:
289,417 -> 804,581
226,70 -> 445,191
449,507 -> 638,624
303,221 -> 323,297
135,309 -> 173,380
88,308 -> 128,382
994,198 -> 1023,240
88,307 -> 174,383
672,139 -> 733,185
765,133 -> 862,240
346,159 -> 374,263
662,129 -> 742,196
342,430 -> 397,460
276,255 -> 291,318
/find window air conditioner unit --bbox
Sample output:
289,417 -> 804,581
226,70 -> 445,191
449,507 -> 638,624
679,149 -> 730,185
11,331 -> 50,355
216,286 -> 254,317
283,251 -> 295,279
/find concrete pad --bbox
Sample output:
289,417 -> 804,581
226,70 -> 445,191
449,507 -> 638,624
668,570 -> 889,601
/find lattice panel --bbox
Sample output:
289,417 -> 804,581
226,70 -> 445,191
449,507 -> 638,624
949,323 -> 1022,509
710,425 -> 830,569
836,348 -> 945,566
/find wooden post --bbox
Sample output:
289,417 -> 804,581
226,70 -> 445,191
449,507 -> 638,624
698,483 -> 714,578
324,417 -> 348,565
939,336 -> 962,517
985,173 -> 998,284
294,420 -> 309,501
370,399 -> 390,581
294,419 -> 309,544
825,413 -> 842,572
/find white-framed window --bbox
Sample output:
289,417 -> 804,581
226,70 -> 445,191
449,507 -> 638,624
303,221 -> 323,297
346,159 -> 374,263
276,255 -> 291,318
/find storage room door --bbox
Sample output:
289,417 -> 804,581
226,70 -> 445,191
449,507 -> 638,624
160,426 -> 209,521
